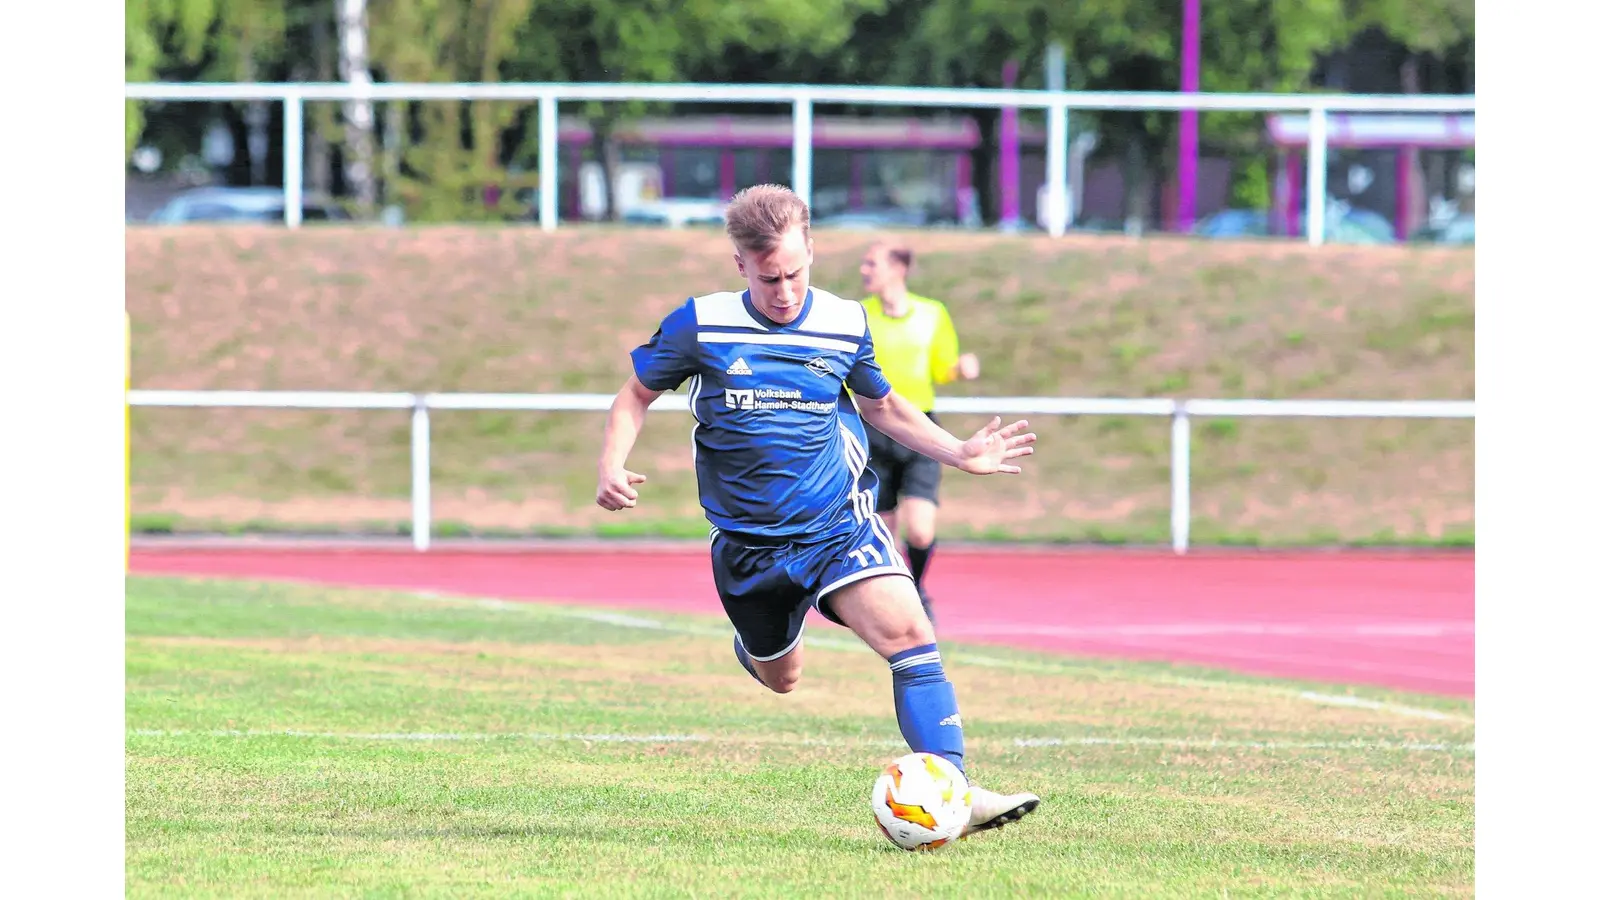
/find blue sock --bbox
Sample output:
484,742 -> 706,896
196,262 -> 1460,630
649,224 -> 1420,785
888,643 -> 966,773
733,635 -> 764,685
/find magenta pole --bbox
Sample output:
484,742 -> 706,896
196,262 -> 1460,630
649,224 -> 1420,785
719,148 -> 736,200
1000,60 -> 1020,225
1177,0 -> 1201,232
1395,145 -> 1413,240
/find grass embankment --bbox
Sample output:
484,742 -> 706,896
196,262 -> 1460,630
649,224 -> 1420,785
127,226 -> 1473,545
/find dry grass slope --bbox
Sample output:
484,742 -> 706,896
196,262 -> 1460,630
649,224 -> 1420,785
128,225 -> 1474,544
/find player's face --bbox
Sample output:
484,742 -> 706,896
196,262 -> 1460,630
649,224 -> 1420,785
735,225 -> 813,324
859,246 -> 903,296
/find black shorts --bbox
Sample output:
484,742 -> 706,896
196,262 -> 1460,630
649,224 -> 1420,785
865,413 -> 943,513
710,518 -> 910,660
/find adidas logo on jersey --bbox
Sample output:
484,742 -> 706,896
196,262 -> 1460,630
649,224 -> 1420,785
726,358 -> 753,376
939,714 -> 962,728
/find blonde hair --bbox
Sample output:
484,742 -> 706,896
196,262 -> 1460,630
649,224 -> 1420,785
725,184 -> 810,253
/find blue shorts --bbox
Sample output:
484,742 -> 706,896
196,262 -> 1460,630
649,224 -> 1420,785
711,513 -> 912,661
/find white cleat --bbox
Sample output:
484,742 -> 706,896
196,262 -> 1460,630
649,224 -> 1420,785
962,784 -> 1041,837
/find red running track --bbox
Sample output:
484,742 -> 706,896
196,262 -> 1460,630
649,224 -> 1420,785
129,545 -> 1475,697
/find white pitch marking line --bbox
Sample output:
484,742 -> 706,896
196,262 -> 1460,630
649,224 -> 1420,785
1012,736 -> 1472,753
1298,691 -> 1470,722
418,592 -> 1475,723
563,610 -> 677,630
128,729 -> 707,743
127,729 -> 1472,754
951,621 -> 1474,639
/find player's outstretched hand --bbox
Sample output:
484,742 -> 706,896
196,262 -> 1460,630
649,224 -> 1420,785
956,417 -> 1036,476
596,467 -> 648,511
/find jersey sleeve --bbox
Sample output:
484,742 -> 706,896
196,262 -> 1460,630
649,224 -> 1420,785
629,298 -> 700,392
846,321 -> 893,400
929,302 -> 961,386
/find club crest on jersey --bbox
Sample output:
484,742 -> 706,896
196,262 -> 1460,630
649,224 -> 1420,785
804,357 -> 834,378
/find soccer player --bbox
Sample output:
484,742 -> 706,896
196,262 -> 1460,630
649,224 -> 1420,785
858,242 -> 979,622
595,184 -> 1041,838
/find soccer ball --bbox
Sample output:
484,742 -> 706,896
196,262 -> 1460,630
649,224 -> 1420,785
870,752 -> 972,851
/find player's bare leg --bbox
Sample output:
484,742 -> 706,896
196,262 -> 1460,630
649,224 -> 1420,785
899,498 -> 938,559
897,496 -> 940,621
825,570 -> 931,656
733,633 -> 805,694
824,571 -> 1040,837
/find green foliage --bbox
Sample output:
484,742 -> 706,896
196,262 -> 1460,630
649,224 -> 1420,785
362,0 -> 885,221
510,0 -> 884,220
368,0 -> 540,221
1351,0 -> 1475,55
1229,157 -> 1272,209
124,0 -> 1474,218
125,0 -> 219,155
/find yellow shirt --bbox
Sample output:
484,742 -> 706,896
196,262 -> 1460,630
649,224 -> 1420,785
861,292 -> 961,412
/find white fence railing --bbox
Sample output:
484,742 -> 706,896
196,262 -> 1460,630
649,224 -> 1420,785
124,81 -> 1475,245
127,390 -> 1475,553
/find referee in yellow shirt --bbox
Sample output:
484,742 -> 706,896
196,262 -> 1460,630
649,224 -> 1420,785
858,241 -> 980,623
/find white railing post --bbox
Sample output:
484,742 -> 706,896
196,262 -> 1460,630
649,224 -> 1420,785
539,92 -> 559,231
1046,100 -> 1068,238
1306,105 -> 1329,247
792,92 -> 813,205
410,396 -> 431,551
1170,403 -> 1191,555
283,90 -> 304,229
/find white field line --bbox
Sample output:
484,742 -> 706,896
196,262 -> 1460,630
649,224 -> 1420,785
472,597 -> 1474,725
1297,691 -> 1469,722
127,729 -> 1474,754
128,729 -> 704,743
953,621 -> 1474,639
1009,736 -> 1471,752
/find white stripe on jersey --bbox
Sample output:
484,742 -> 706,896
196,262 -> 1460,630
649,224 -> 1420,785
692,292 -> 770,330
839,422 -> 869,524
840,425 -> 908,570
687,374 -> 705,424
697,331 -> 859,354
687,374 -> 704,469
797,289 -> 870,337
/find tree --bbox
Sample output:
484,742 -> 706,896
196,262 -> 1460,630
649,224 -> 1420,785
366,0 -> 540,221
875,0 -> 1472,225
1060,0 -> 1474,218
125,0 -> 218,156
1352,0 -> 1473,57
504,0 -> 885,220
337,0 -> 378,216
871,0 -> 1067,224
126,0 -> 298,184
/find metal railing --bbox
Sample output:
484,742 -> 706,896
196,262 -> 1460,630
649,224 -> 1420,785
127,389 -> 1475,552
124,81 -> 1475,245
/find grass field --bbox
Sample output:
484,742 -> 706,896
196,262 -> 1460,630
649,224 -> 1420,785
127,225 -> 1474,546
126,575 -> 1475,897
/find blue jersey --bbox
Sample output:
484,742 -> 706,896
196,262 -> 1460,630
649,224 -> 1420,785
630,287 -> 895,542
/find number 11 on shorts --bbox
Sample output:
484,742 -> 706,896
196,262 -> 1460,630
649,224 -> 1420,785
849,545 -> 885,568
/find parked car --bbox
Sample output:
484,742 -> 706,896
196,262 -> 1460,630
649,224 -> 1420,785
1195,209 -> 1273,239
620,197 -> 726,228
813,207 -> 934,230
143,187 -> 352,224
1410,214 -> 1475,246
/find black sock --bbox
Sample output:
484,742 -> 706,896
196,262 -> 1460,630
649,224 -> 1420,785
907,541 -> 936,590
